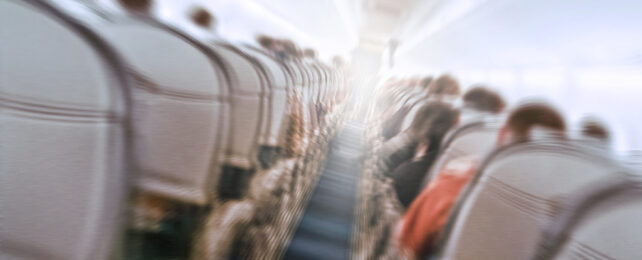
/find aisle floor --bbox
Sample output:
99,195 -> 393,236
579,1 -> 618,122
282,121 -> 365,260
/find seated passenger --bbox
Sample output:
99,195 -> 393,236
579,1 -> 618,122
396,103 -> 566,259
257,35 -> 278,57
378,102 -> 459,174
460,85 -> 506,122
303,48 -> 317,60
426,74 -> 461,101
385,102 -> 460,208
118,0 -> 152,15
190,7 -> 214,29
186,6 -> 220,41
579,116 -> 611,149
381,75 -> 446,140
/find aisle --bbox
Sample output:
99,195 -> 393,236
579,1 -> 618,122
282,120 -> 365,260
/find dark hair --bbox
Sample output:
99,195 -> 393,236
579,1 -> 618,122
506,103 -> 566,140
410,102 -> 460,143
580,119 -> 610,141
427,74 -> 460,96
190,7 -> 214,29
463,86 -> 506,113
257,35 -> 274,49
281,40 -> 299,59
119,0 -> 152,13
303,48 -> 317,59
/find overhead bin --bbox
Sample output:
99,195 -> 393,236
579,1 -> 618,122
0,0 -> 130,259
96,15 -> 230,205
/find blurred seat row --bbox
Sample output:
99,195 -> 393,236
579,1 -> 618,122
355,77 -> 642,260
0,0 -> 347,259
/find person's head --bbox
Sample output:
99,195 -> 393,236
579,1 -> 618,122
427,74 -> 460,97
119,0 -> 152,13
303,48 -> 317,59
281,39 -> 299,60
257,35 -> 275,50
498,103 -> 566,146
189,6 -> 216,30
580,117 -> 610,142
408,102 -> 461,144
463,86 -> 506,114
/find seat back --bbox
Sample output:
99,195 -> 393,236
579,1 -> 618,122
300,63 -> 319,131
97,18 -> 230,205
399,98 -> 427,132
240,46 -> 290,148
422,122 -> 500,187
214,44 -> 266,170
291,63 -> 315,133
223,45 -> 272,150
0,1 -> 130,259
439,140 -> 628,260
534,179 -> 642,260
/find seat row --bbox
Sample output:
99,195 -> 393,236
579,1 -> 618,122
0,0 -> 347,259
357,77 -> 642,260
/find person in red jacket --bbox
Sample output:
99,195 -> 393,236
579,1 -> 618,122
396,102 -> 566,259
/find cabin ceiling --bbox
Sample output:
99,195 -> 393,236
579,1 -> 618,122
152,0 -> 642,68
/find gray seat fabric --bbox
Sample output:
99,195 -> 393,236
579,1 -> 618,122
421,121 -> 500,187
213,44 -> 266,170
438,139 -> 628,260
96,17 -> 230,205
533,179 -> 642,260
0,0 -> 130,259
299,63 -> 319,132
240,46 -> 291,148
288,63 -> 314,134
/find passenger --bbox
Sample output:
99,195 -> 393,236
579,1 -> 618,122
380,78 -> 427,140
189,6 -> 216,30
257,35 -> 275,50
385,102 -> 460,208
460,85 -> 506,122
395,103 -> 566,259
185,5 -> 221,42
280,39 -> 300,61
378,102 -> 459,175
426,74 -> 461,100
303,48 -> 317,59
579,117 -> 611,149
118,0 -> 152,14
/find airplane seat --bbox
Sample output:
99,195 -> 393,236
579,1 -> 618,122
398,97 -> 430,132
438,139 -> 630,260
295,63 -> 317,143
95,17 -> 230,205
421,121 -> 501,187
281,63 -> 309,158
239,46 -> 291,168
0,0 -> 131,259
300,64 -> 320,135
210,44 -> 269,199
533,178 -> 642,260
